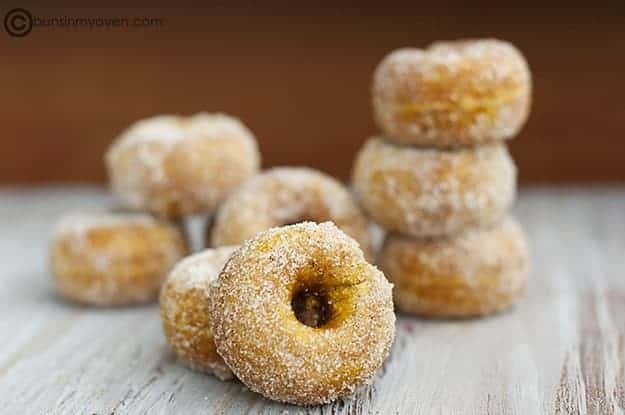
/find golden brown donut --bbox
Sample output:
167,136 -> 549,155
372,39 -> 531,146
51,211 -> 187,306
106,113 -> 261,218
380,217 -> 529,318
159,246 -> 237,380
352,138 -> 516,237
210,167 -> 373,259
209,222 -> 395,405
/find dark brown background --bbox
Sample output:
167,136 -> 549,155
2,2 -> 624,184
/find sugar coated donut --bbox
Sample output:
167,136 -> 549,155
372,39 -> 531,146
210,167 -> 373,259
106,112 -> 261,218
209,222 -> 395,405
381,217 -> 529,318
159,246 -> 237,379
352,138 -> 516,237
51,211 -> 187,306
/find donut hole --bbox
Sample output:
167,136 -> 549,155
284,220 -> 316,227
283,216 -> 319,227
291,283 -> 332,328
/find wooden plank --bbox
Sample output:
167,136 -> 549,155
0,187 -> 624,414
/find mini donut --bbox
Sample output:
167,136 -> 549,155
159,246 -> 237,380
210,167 -> 373,259
106,112 -> 261,218
209,222 -> 395,405
51,211 -> 187,306
372,39 -> 531,146
352,138 -> 516,237
381,217 -> 529,318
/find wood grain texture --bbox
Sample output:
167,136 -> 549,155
0,186 -> 624,414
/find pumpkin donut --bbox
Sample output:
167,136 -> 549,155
352,138 -> 516,237
381,217 -> 529,318
210,167 -> 373,259
159,246 -> 237,380
106,112 -> 261,218
209,222 -> 395,405
50,211 -> 187,306
372,39 -> 531,146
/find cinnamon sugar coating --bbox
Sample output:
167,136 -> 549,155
381,217 -> 529,318
372,39 -> 531,146
352,138 -> 516,237
209,222 -> 395,405
159,246 -> 237,380
211,167 -> 373,259
50,211 -> 187,306
106,113 -> 260,218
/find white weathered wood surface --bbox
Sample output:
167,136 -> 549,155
1,186 -> 624,414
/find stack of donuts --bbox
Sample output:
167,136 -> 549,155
353,39 -> 531,318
